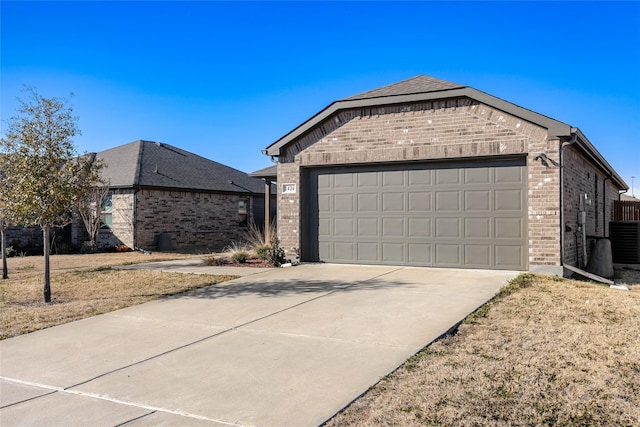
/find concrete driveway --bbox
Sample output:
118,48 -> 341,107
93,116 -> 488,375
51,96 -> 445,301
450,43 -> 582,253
0,264 -> 518,426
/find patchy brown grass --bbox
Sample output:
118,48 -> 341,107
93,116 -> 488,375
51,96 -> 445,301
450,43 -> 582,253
0,253 -> 237,339
327,273 -> 640,426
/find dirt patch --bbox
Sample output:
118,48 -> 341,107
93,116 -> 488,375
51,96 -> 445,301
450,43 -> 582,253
326,274 -> 640,426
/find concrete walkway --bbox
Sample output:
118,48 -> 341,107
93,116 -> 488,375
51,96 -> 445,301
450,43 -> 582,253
0,264 -> 518,426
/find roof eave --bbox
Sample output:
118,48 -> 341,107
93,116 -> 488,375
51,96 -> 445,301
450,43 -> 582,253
572,128 -> 628,190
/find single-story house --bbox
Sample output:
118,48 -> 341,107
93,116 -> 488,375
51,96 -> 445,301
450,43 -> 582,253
263,75 -> 628,275
74,140 -> 270,251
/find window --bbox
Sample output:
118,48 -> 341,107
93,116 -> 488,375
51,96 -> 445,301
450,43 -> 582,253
101,195 -> 112,229
238,199 -> 248,228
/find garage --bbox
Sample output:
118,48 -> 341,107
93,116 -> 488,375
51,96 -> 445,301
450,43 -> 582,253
265,75 -> 627,275
304,159 -> 527,270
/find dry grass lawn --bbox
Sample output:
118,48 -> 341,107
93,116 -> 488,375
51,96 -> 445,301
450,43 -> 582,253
1,253 -> 237,339
327,272 -> 640,426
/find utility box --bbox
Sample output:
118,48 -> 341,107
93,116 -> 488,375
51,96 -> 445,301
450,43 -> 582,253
609,221 -> 640,263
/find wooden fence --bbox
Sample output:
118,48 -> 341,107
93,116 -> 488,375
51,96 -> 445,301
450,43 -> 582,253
613,200 -> 640,221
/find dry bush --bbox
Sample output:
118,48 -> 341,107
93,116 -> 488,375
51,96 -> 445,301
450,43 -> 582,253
202,254 -> 228,266
327,274 -> 640,426
243,218 -> 276,249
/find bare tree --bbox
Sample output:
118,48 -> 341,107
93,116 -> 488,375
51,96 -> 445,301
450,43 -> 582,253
1,87 -> 101,302
76,175 -> 110,252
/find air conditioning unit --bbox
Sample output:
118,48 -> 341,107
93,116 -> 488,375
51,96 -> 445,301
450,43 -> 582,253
609,221 -> 640,263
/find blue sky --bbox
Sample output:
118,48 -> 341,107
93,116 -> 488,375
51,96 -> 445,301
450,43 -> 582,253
2,1 -> 639,193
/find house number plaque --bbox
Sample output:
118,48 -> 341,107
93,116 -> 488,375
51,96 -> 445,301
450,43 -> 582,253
282,183 -> 296,194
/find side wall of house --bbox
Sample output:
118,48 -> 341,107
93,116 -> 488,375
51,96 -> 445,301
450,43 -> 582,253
4,225 -> 42,253
562,145 -> 620,268
134,189 -> 254,251
278,97 -> 562,270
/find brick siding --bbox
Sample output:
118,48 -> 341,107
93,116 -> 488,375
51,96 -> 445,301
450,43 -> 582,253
134,189 -> 253,251
278,97 -> 564,269
562,145 -> 620,267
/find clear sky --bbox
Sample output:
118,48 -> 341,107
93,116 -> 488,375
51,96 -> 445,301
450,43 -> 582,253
2,1 -> 639,193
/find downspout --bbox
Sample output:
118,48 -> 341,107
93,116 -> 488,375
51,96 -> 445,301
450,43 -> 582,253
603,175 -> 611,237
560,129 -> 578,269
133,188 -> 139,249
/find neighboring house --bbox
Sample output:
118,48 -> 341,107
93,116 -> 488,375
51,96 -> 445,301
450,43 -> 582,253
620,194 -> 639,202
263,75 -> 627,275
74,140 -> 268,251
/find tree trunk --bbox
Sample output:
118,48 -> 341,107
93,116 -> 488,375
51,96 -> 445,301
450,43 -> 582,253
43,225 -> 51,303
1,226 -> 7,280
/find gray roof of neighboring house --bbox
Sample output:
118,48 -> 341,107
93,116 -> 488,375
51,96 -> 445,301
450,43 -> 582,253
96,140 -> 265,194
249,164 -> 277,179
265,74 -> 627,190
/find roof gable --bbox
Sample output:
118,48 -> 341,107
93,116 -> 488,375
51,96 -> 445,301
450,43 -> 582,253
97,140 -> 264,194
266,74 -> 571,158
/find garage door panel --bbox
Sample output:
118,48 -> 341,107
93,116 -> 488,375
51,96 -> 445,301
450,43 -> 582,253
436,218 -> 460,238
357,193 -> 378,211
465,245 -> 491,267
436,244 -> 461,265
357,218 -> 378,236
465,190 -> 491,211
318,242 -> 331,260
334,218 -> 354,237
436,169 -> 460,185
308,160 -> 526,270
465,218 -> 491,238
383,170 -> 404,186
465,167 -> 490,184
318,174 -> 331,188
357,172 -> 378,187
408,192 -> 431,211
318,194 -> 331,212
408,218 -> 431,237
334,242 -> 354,261
382,193 -> 404,211
382,217 -> 405,237
318,218 -> 331,236
382,243 -> 404,263
435,191 -> 460,211
409,243 -> 432,264
334,173 -> 355,188
357,242 -> 379,262
334,194 -> 354,212
409,169 -> 431,185
495,245 -> 523,268
495,166 -> 523,183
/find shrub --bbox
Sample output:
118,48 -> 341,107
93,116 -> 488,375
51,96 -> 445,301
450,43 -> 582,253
266,237 -> 286,267
203,255 -> 228,266
231,251 -> 250,264
5,245 -> 17,258
255,245 -> 270,260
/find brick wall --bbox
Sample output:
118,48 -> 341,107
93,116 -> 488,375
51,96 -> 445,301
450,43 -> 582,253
277,97 -> 563,269
562,145 -> 620,267
134,189 -> 254,251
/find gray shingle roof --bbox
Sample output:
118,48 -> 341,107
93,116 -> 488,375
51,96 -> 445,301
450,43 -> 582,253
343,75 -> 464,101
249,164 -> 277,178
96,140 -> 264,194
